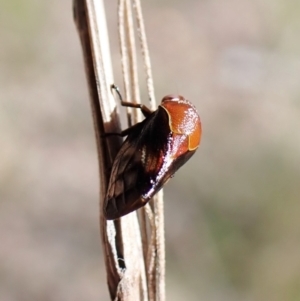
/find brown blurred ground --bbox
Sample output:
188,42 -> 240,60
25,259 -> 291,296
1,0 -> 300,300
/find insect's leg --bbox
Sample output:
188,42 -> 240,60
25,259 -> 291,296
119,122 -> 143,136
103,121 -> 143,138
111,84 -> 153,117
103,132 -> 124,138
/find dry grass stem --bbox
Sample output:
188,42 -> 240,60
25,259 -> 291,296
73,0 -> 165,300
118,0 -> 165,300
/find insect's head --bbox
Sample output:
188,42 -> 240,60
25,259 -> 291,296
160,95 -> 202,151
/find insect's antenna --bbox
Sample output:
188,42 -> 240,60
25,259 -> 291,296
111,84 -> 123,103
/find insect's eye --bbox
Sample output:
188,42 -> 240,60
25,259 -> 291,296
161,95 -> 185,104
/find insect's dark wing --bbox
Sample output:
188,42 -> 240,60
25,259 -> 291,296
104,127 -> 146,219
104,109 -> 165,219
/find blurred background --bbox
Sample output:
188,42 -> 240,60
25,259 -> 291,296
1,0 -> 300,300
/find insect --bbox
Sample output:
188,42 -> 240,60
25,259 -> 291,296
104,85 -> 202,220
